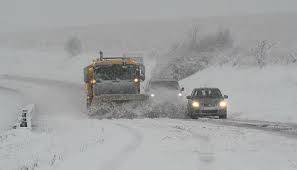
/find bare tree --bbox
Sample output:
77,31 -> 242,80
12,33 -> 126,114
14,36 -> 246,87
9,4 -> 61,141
191,25 -> 199,44
187,25 -> 199,50
252,40 -> 274,68
65,36 -> 82,57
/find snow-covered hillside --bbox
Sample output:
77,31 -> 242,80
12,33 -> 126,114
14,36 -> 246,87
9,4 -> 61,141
1,48 -> 297,170
1,13 -> 297,52
1,47 -> 297,123
181,65 -> 297,123
0,48 -> 90,83
0,86 -> 23,132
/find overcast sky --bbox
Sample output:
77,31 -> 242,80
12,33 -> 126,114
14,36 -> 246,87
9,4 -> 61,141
1,0 -> 297,32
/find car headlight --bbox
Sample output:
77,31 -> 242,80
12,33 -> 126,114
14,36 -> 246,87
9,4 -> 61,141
219,101 -> 227,108
178,93 -> 182,97
150,93 -> 155,97
192,101 -> 200,108
134,78 -> 139,83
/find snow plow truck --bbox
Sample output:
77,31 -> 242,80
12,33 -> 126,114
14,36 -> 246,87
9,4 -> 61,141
83,51 -> 149,118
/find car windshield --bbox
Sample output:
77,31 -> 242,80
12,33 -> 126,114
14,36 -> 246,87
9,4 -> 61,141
150,81 -> 180,90
193,89 -> 222,98
94,65 -> 138,80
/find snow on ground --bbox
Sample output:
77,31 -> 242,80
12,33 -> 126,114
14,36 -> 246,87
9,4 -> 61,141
0,85 -> 23,132
1,118 -> 297,170
181,65 -> 297,123
0,48 -> 153,85
0,48 -> 90,83
1,48 -> 297,170
1,48 -> 297,123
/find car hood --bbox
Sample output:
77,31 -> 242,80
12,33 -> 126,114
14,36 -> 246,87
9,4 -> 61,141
193,98 -> 223,105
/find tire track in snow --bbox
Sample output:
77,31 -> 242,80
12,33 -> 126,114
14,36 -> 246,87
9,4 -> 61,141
169,123 -> 216,168
0,74 -> 82,89
184,118 -> 297,139
0,74 -> 86,116
0,86 -> 20,94
211,118 -> 297,138
189,130 -> 216,169
0,75 -> 143,170
99,123 -> 143,170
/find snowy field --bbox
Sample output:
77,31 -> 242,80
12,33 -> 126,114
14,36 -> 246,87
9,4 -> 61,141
1,48 -> 297,124
1,118 -> 297,170
1,3 -> 297,169
0,85 -> 23,132
1,47 -> 297,170
181,66 -> 297,123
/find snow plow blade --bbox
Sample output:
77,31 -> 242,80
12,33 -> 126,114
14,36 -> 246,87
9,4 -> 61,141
89,94 -> 150,119
93,94 -> 149,102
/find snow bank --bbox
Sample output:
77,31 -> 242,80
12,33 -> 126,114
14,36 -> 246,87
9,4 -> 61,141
0,48 -> 92,83
181,65 -> 297,123
0,87 -> 23,132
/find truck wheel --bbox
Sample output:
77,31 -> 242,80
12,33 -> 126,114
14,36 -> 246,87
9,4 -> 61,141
219,114 -> 227,119
86,101 -> 91,112
185,108 -> 192,119
187,110 -> 199,119
191,115 -> 199,119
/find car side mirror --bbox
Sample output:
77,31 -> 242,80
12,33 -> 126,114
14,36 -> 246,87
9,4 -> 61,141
181,87 -> 185,91
186,95 -> 191,100
224,95 -> 228,99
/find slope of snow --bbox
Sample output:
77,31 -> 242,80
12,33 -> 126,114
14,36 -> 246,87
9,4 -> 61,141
181,65 -> 297,123
1,60 -> 297,170
0,48 -> 91,83
0,86 -> 23,132
1,119 -> 297,170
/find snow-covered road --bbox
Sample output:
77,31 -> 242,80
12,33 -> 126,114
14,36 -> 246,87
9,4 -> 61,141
0,84 -> 24,132
1,75 -> 297,170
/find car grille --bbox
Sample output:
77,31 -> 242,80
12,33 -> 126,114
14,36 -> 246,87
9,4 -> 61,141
201,110 -> 218,114
203,103 -> 216,107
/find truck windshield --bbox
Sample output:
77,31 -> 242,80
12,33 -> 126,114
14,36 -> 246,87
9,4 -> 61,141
193,89 -> 222,98
94,65 -> 138,80
150,81 -> 180,90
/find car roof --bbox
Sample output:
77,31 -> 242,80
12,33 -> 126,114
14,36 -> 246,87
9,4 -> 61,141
150,80 -> 179,84
150,79 -> 178,82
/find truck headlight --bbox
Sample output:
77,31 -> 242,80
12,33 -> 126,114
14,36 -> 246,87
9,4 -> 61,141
91,79 -> 96,84
219,101 -> 227,108
178,93 -> 182,97
134,78 -> 139,83
192,101 -> 200,108
150,93 -> 155,97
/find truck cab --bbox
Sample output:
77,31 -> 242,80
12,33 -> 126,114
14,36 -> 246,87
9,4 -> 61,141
84,56 -> 146,110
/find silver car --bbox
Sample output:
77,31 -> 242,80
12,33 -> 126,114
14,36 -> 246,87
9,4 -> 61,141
145,79 -> 185,117
186,88 -> 228,119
